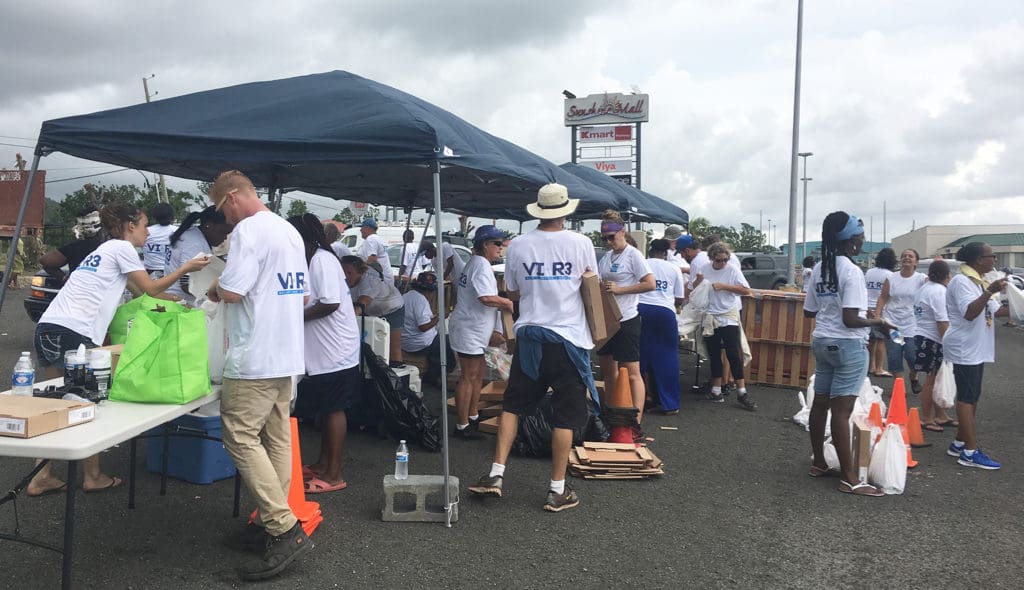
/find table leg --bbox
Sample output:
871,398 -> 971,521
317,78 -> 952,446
160,427 -> 169,496
61,460 -> 78,590
129,437 -> 137,509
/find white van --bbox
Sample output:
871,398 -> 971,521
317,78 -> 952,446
339,223 -> 427,252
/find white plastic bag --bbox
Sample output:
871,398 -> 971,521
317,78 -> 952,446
483,346 -> 512,381
1005,280 -> 1024,323
201,299 -> 227,384
934,361 -> 956,409
867,424 -> 907,494
792,391 -> 810,430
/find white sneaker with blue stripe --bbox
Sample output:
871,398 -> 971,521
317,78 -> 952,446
957,449 -> 1001,470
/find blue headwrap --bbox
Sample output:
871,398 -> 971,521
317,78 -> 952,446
835,214 -> 864,241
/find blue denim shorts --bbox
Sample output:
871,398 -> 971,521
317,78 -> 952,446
34,323 -> 97,368
811,337 -> 868,397
885,337 -> 916,374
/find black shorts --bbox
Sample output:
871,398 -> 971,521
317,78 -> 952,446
34,323 -> 97,368
912,336 -> 943,374
503,343 -> 588,430
953,363 -> 984,405
293,365 -> 361,417
596,315 -> 642,362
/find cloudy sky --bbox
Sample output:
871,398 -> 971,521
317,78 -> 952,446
1,0 -> 1021,244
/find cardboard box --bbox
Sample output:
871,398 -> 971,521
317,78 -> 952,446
501,310 -> 516,353
480,380 -> 508,402
580,271 -> 621,349
0,396 -> 96,438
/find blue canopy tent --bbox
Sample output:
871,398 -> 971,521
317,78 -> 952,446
558,162 -> 689,226
2,71 -> 622,527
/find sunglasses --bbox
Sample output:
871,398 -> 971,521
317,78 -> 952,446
601,234 -> 617,242
713,257 -> 729,264
489,240 -> 504,247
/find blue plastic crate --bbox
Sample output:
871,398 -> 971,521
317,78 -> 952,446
146,411 -> 236,484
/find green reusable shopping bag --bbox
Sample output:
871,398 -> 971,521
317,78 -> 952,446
108,306 -> 211,404
108,295 -> 169,345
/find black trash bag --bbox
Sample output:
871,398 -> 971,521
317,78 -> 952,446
355,343 -> 441,452
512,395 -> 609,458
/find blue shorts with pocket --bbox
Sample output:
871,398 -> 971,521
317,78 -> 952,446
953,363 -> 984,405
811,337 -> 868,397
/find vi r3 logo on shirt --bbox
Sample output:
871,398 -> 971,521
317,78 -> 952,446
77,254 -> 102,272
655,279 -> 669,292
276,271 -> 306,295
522,261 -> 572,281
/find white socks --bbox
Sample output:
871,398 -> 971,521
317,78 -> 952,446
711,386 -> 722,395
469,414 -> 479,421
550,479 -> 565,494
489,463 -> 505,478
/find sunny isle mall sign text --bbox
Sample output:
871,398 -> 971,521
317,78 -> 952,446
563,92 -> 650,126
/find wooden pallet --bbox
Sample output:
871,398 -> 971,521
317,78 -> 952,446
741,291 -> 815,388
478,416 -> 500,434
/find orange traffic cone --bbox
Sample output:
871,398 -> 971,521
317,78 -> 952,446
885,379 -> 908,427
607,367 -> 637,444
899,423 -> 919,469
906,408 -> 931,448
250,417 -> 323,535
867,402 -> 885,430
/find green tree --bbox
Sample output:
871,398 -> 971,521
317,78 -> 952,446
687,216 -> 711,239
707,225 -> 740,248
286,199 -> 309,218
734,223 -> 766,252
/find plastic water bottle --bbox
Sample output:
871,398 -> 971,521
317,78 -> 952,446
394,440 -> 409,480
12,352 -> 35,396
890,330 -> 905,346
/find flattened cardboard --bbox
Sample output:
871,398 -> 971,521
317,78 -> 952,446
853,417 -> 872,480
480,380 -> 508,402
501,311 -> 516,353
581,272 -> 621,348
0,396 -> 96,438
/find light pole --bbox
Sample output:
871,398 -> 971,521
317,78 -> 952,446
767,218 -> 772,249
798,151 -> 813,261
785,0 -> 806,285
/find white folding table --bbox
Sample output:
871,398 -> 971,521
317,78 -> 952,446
0,383 -> 224,589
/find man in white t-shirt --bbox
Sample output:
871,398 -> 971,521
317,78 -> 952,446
662,224 -> 690,274
207,170 -> 312,580
322,222 -> 351,259
357,218 -> 394,283
676,234 -> 707,295
143,202 -> 178,277
400,272 -> 453,384
468,183 -> 597,514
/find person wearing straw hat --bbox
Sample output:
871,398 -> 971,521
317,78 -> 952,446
469,183 -> 598,513
662,224 -> 689,273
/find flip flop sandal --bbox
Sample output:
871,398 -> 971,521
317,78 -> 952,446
301,465 -> 320,481
874,371 -> 894,377
838,480 -> 884,497
84,476 -> 123,494
923,423 -> 945,433
304,477 -> 348,494
936,419 -> 960,427
808,465 -> 840,478
27,483 -> 68,497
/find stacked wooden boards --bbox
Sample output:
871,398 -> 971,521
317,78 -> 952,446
568,442 -> 664,479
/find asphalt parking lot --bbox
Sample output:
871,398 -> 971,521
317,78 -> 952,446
1,289 -> 1022,589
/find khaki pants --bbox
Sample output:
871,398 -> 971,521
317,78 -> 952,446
221,377 -> 297,536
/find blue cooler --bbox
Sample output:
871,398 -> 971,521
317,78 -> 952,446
146,401 -> 236,484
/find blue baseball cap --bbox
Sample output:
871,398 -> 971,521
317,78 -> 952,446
676,234 -> 697,251
360,218 -> 378,229
473,225 -> 505,244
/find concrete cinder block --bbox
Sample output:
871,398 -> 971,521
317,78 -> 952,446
381,475 -> 459,523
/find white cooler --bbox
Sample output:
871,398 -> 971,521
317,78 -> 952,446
392,365 -> 422,398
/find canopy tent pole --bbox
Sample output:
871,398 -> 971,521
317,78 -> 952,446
0,153 -> 42,314
434,160 -> 453,527
400,209 -> 433,294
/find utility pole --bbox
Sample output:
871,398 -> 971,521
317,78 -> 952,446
784,0 -> 806,285
142,74 -> 169,204
798,152 -> 813,261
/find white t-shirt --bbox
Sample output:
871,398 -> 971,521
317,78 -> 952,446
704,263 -> 750,326
882,272 -> 927,336
942,274 -> 1000,365
358,233 -> 394,283
39,239 -> 145,343
331,241 -> 351,259
864,267 -> 891,309
597,244 -> 652,322
449,255 -> 501,355
401,289 -> 436,351
688,251 -> 710,290
913,280 -> 949,343
804,256 -> 870,341
638,258 -> 684,311
218,211 -> 306,379
505,229 -> 598,349
143,224 -> 177,270
402,247 -> 427,279
303,249 -> 359,376
426,242 -> 463,280
349,266 -> 404,316
667,250 -> 690,273
802,267 -> 813,293
165,226 -> 209,305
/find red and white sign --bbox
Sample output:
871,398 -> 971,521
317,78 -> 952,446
579,125 -> 633,143
564,92 -> 650,126
579,159 -> 633,174
351,201 -> 366,209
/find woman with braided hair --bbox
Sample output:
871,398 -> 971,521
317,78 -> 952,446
803,211 -> 892,497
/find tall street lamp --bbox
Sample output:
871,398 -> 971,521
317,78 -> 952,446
798,151 -> 813,261
785,0 -> 806,285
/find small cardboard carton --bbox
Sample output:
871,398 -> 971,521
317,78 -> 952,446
501,310 -> 516,352
580,271 -> 622,349
852,416 -> 872,481
0,396 -> 96,438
